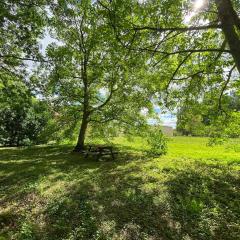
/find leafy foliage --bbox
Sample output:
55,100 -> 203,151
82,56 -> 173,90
104,0 -> 240,109
0,78 -> 51,146
176,92 -> 240,138
0,0 -> 47,79
33,0 -> 158,150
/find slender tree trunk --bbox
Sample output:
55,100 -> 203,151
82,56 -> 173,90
215,0 -> 240,73
74,56 -> 90,152
74,111 -> 89,152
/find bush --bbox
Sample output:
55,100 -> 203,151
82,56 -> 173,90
146,128 -> 167,155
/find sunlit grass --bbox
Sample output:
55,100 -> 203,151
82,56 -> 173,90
0,137 -> 240,239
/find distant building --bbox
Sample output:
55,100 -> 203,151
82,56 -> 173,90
161,126 -> 174,137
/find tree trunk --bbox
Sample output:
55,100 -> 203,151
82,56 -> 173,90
74,56 -> 90,152
216,0 -> 240,73
74,112 -> 89,152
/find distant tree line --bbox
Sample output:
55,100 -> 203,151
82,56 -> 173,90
176,92 -> 240,138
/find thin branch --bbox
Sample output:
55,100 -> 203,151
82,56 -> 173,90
91,86 -> 117,112
218,64 -> 236,111
166,52 -> 193,90
89,116 -> 116,123
137,48 -> 231,55
132,24 -> 222,32
150,30 -> 174,59
0,54 -> 50,63
213,39 -> 227,63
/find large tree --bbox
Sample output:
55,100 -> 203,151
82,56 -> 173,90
38,0 -> 154,151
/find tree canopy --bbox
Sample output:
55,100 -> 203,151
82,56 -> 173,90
100,0 -> 240,108
34,0 -> 158,151
0,0 -> 240,149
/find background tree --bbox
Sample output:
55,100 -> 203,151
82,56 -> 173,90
176,92 -> 240,137
0,1 -> 51,146
0,0 -> 47,75
0,75 -> 51,146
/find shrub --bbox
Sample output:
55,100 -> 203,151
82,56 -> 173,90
146,128 -> 167,155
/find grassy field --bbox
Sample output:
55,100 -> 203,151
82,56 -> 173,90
0,137 -> 240,240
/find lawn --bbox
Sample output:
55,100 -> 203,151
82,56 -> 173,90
0,137 -> 240,240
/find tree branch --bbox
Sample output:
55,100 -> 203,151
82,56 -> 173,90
166,53 -> 193,90
218,64 -> 236,111
132,24 -> 222,32
0,54 -> 50,63
138,48 -> 231,55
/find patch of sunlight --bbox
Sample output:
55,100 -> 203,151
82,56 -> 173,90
184,0 -> 206,24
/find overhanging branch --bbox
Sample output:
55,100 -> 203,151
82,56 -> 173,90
132,24 -> 222,32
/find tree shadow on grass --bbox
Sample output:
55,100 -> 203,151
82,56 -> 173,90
0,145 -> 101,205
42,161 -> 179,240
0,144 -> 150,207
1,146 -> 240,240
166,164 -> 240,240
41,160 -> 240,239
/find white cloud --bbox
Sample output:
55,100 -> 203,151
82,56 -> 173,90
150,104 -> 177,128
138,0 -> 147,3
148,118 -> 158,125
140,107 -> 149,116
99,88 -> 107,96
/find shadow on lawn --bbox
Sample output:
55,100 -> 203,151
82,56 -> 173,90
0,146 -> 95,205
68,167 -> 239,240
166,165 -> 240,240
1,146 -> 240,240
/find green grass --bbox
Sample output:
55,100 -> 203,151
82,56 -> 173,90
0,137 -> 240,240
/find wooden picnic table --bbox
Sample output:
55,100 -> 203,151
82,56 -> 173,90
84,145 -> 117,161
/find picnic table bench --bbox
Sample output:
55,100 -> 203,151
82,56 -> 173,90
84,145 -> 118,161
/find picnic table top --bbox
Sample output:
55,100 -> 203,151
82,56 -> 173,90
87,145 -> 114,149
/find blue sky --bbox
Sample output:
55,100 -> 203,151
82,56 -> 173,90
160,113 -> 177,128
151,105 -> 177,128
